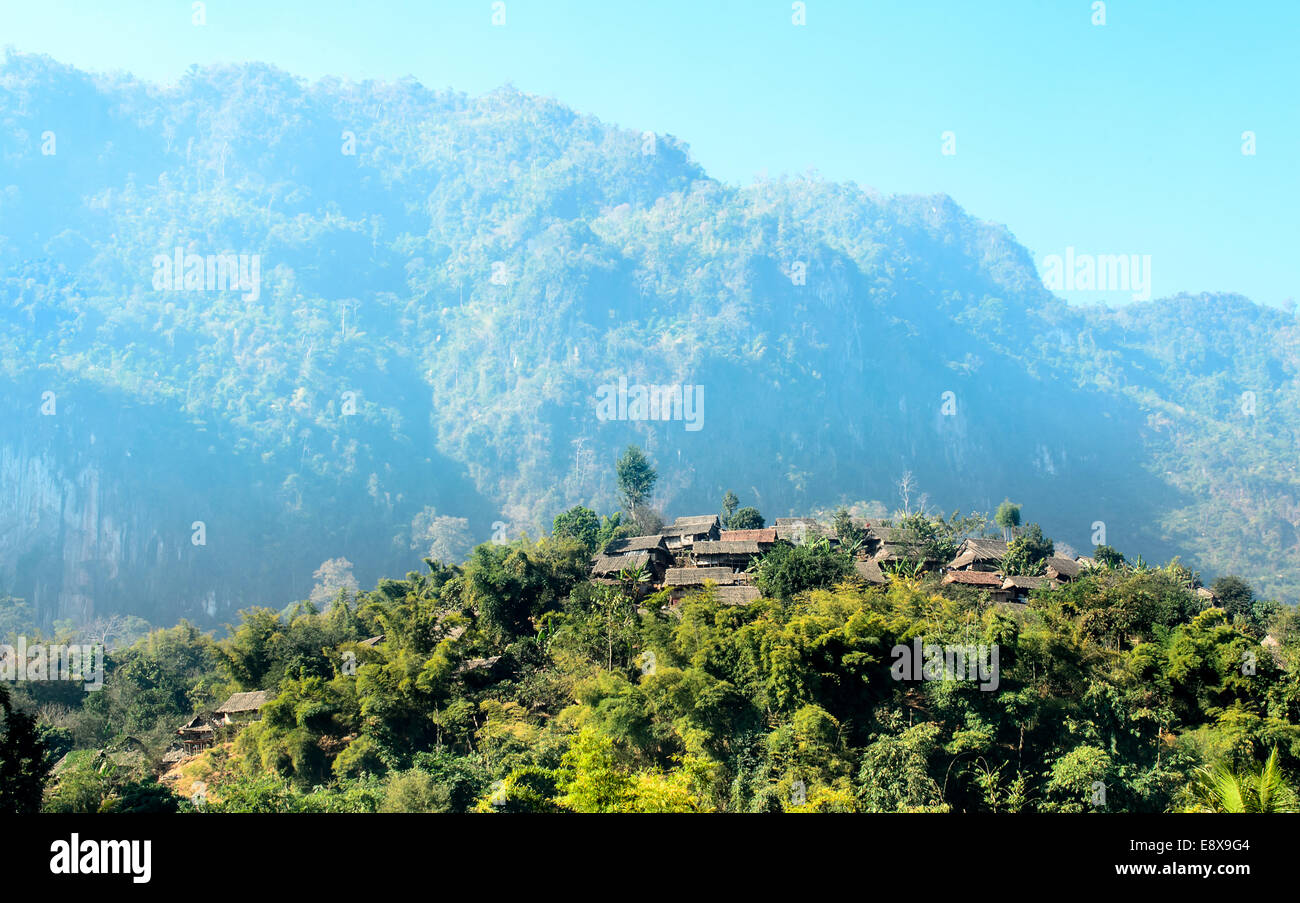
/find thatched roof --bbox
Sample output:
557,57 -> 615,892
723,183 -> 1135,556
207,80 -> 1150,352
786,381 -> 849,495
1045,557 -> 1081,580
714,585 -> 762,605
359,634 -> 386,647
775,519 -> 832,542
215,690 -> 271,714
672,515 -> 720,529
664,567 -> 738,586
873,542 -> 931,563
943,570 -> 1004,587
591,550 -> 652,576
854,558 -> 888,584
1001,575 -> 1050,590
605,535 -> 667,554
455,655 -> 502,675
720,528 -> 777,543
178,714 -> 216,734
947,538 -> 1009,569
693,540 -> 762,556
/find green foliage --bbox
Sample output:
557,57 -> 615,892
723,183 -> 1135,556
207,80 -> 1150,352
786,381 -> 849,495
719,491 -> 763,529
23,525 -> 1300,815
552,506 -> 600,554
856,714 -> 948,812
1094,545 -> 1125,568
1182,747 -> 1298,813
615,446 -> 657,513
721,491 -> 739,523
753,540 -> 853,601
1211,575 -> 1255,621
831,507 -> 869,554
728,507 -> 764,530
994,500 -> 1021,538
0,684 -> 52,814
1042,745 -> 1111,813
891,510 -> 988,565
1002,523 -> 1054,576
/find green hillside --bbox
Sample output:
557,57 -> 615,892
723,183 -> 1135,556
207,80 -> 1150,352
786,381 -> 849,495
2,52 -> 1299,627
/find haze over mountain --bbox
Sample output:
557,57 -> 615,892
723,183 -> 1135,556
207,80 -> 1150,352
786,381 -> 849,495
3,52 -> 1298,627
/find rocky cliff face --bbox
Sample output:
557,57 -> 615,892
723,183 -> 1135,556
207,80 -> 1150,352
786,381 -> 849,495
0,389 -> 241,626
0,381 -> 496,628
1,440 -> 114,624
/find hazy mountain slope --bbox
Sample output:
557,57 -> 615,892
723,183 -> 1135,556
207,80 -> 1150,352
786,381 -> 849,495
2,53 -> 1297,624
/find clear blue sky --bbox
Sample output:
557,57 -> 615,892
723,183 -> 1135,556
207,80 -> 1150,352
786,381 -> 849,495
2,0 -> 1296,306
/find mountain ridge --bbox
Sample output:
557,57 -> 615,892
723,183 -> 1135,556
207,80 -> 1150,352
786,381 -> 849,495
2,52 -> 1298,625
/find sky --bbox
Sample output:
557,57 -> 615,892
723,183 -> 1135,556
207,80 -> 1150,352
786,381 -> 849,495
1,0 -> 1296,307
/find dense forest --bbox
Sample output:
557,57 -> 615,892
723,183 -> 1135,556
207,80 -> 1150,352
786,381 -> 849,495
3,447 -> 1298,815
3,52 -> 1300,632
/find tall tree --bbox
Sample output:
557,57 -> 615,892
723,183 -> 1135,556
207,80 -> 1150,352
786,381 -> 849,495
721,491 -> 739,526
994,500 -> 1022,541
615,446 -> 657,514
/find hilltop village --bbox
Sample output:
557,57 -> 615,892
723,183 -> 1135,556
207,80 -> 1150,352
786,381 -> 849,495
588,513 -> 1218,609
141,505 -> 1233,764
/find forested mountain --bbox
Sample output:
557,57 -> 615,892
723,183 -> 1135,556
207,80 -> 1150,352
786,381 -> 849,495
3,51 -> 1299,627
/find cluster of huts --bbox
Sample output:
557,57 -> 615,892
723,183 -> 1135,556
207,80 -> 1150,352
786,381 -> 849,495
590,514 -> 794,605
589,514 -> 1112,608
169,690 -> 271,761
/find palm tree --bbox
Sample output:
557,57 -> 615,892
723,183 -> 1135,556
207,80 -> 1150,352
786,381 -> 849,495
1182,747 -> 1298,813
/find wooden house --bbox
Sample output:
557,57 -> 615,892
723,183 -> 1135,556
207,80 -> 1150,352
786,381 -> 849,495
871,527 -> 936,569
603,534 -> 672,576
943,570 -> 1005,589
946,538 -> 1009,571
692,540 -> 763,570
662,515 -> 721,551
664,566 -> 739,586
215,690 -> 271,726
854,558 -> 888,586
663,566 -> 745,601
719,528 -> 777,546
942,569 -> 1010,603
455,655 -> 502,676
176,714 -> 217,753
591,550 -> 656,582
1000,575 -> 1050,604
774,517 -> 830,544
1045,556 -> 1081,583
